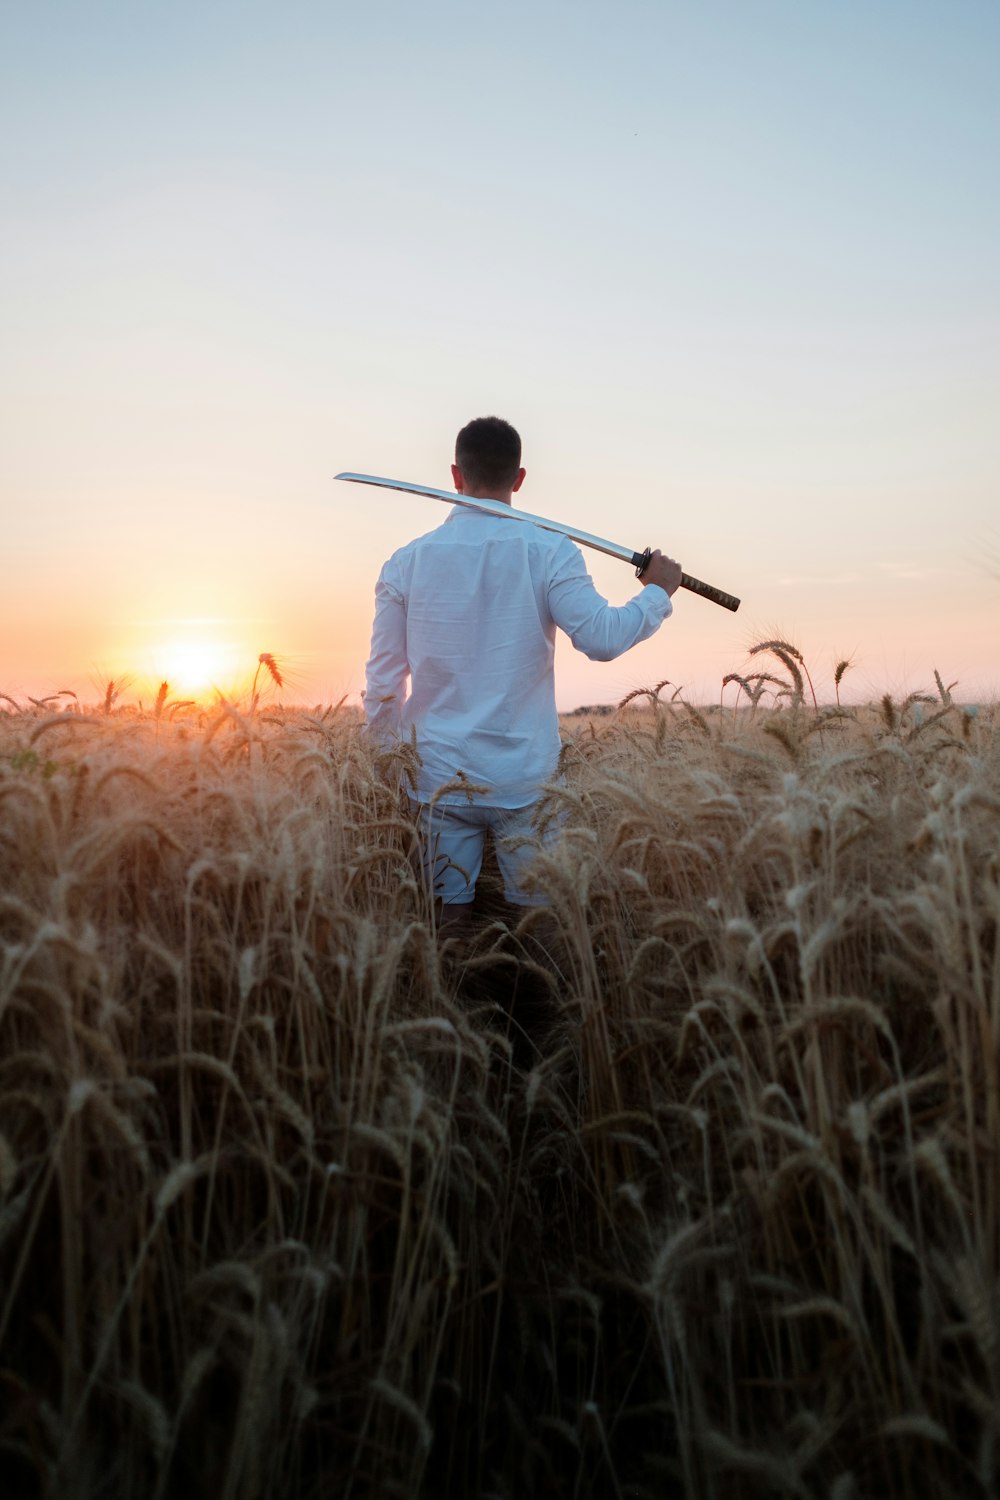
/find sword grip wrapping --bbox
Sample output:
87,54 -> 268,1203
680,572 -> 741,613
633,549 -> 740,612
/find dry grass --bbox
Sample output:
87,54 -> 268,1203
0,662 -> 998,1498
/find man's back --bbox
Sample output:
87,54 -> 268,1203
365,503 -> 672,807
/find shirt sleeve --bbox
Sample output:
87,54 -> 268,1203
364,563 -> 409,739
546,539 -> 672,662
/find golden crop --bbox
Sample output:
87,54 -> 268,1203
1,665 -> 998,1499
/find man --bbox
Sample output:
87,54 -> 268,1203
364,416 -> 682,922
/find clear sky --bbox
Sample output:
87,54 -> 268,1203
2,0 -> 997,708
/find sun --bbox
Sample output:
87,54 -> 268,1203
152,639 -> 236,698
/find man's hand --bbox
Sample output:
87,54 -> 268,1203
639,549 -> 683,596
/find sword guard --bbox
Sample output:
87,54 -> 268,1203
633,547 -> 652,578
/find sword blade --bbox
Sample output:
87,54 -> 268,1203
335,472 -> 638,565
334,472 -> 740,612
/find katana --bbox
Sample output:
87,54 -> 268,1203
334,472 -> 741,612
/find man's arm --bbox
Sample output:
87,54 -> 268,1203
364,569 -> 409,738
547,540 -> 680,662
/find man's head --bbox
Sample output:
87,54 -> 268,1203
452,415 -> 525,500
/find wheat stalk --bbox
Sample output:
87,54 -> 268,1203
0,669 -> 996,1497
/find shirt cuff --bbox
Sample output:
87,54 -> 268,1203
638,583 -> 672,619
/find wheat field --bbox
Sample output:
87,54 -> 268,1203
1,652 -> 998,1499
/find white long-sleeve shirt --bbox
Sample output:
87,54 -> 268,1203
364,504 -> 672,807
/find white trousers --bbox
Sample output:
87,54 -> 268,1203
413,800 -> 552,906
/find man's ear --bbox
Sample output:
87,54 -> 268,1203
512,467 -> 526,493
451,463 -> 465,493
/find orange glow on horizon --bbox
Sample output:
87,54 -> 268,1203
150,638 -> 240,699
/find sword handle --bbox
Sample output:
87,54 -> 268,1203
679,572 -> 741,613
632,549 -> 741,613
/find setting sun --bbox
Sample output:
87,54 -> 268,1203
151,638 -> 238,698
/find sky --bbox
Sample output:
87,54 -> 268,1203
1,0 -> 997,709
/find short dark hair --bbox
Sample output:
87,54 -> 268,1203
455,415 -> 521,490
